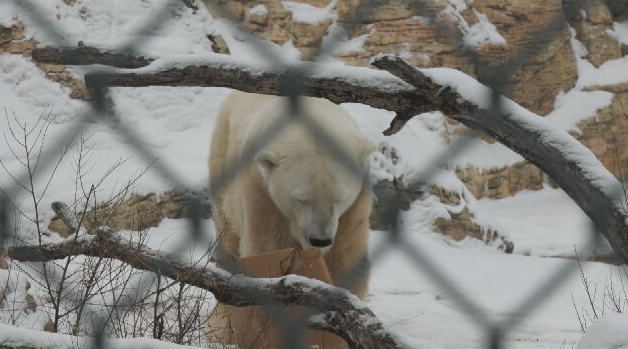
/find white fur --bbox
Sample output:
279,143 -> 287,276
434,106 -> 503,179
208,91 -> 374,295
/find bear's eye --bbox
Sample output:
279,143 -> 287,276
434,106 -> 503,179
292,192 -> 309,204
294,197 -> 309,204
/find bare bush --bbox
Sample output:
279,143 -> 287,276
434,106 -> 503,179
572,252 -> 628,332
0,109 -> 216,347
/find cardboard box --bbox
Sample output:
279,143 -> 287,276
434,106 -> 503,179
227,248 -> 349,349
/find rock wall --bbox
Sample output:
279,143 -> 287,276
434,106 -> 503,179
213,0 -> 577,115
577,85 -> 628,181
0,22 -> 90,99
565,0 -> 622,67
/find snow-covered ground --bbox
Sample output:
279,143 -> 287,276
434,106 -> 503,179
373,189 -> 619,349
1,0 -> 627,348
478,188 -> 606,258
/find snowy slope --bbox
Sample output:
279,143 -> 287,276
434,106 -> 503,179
478,188 -> 612,257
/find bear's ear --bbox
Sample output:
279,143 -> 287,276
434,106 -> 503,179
256,151 -> 279,177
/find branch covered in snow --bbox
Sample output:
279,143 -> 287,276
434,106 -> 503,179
32,43 -> 153,69
7,232 -> 411,349
50,201 -> 80,234
371,54 -> 628,263
62,50 -> 428,134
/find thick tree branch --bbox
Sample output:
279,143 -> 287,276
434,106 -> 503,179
32,47 -> 430,128
32,42 -> 153,69
86,67 -> 429,130
371,55 -> 628,263
30,45 -> 432,132
7,232 -> 412,349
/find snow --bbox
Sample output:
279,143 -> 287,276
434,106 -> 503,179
545,89 -> 613,133
0,323 -> 213,349
571,27 -> 628,89
576,56 -> 628,88
0,54 -> 84,123
575,314 -> 628,349
368,210 -> 624,349
249,4 -> 268,16
610,19 -> 628,46
439,1 -> 506,49
207,18 -> 303,62
282,0 -> 338,25
478,188 -> 613,257
463,10 -> 507,48
319,23 -> 371,60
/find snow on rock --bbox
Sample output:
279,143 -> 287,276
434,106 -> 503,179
576,313 -> 628,349
439,1 -> 506,49
281,0 -> 338,25
576,55 -> 628,88
545,89 -> 613,133
538,29 -> 615,134
572,27 -> 628,89
463,10 -> 507,48
0,269 -> 52,330
249,4 -> 268,16
0,54 -> 85,123
1,0 -> 210,51
320,22 -> 371,59
610,19 -> 628,46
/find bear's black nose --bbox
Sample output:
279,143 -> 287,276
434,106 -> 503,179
310,237 -> 332,247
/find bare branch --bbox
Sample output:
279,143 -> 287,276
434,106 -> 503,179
7,233 -> 410,349
370,54 -> 628,263
29,45 -> 431,121
32,42 -> 153,69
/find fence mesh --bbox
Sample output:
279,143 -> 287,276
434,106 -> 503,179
0,0 -> 623,349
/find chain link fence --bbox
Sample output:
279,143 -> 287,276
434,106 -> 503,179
0,0 -> 623,348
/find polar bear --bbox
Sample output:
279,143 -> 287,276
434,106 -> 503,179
208,91 -> 375,297
206,91 -> 375,344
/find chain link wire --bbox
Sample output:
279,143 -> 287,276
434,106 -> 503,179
0,0 -> 621,348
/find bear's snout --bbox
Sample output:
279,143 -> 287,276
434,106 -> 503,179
309,237 -> 333,248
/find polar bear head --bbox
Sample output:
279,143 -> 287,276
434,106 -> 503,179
253,97 -> 376,251
256,136 -> 375,250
